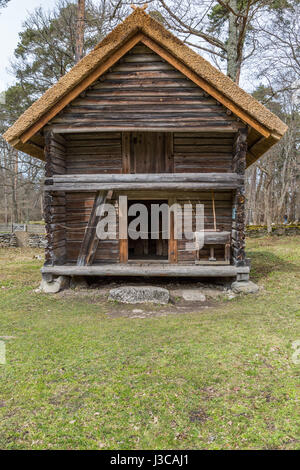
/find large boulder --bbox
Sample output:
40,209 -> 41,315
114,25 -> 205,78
231,280 -> 259,294
109,286 -> 169,304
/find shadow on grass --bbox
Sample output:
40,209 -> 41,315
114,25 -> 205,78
248,250 -> 299,282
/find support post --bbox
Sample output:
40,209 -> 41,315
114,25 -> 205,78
168,197 -> 177,264
119,195 -> 128,263
232,127 -> 248,268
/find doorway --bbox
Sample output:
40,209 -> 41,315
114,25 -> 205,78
125,132 -> 173,174
128,200 -> 169,261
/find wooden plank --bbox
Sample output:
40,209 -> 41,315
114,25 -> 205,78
51,126 -> 241,133
77,190 -> 107,266
41,264 -> 250,277
20,34 -> 144,144
204,231 -> 231,244
45,182 -> 243,192
168,197 -> 177,264
195,260 -> 230,265
119,195 -> 128,263
47,172 -> 243,183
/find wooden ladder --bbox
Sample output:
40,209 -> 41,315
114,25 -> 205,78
77,190 -> 112,266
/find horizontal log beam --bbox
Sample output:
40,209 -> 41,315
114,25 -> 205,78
47,173 -> 243,183
185,231 -> 231,244
45,182 -> 243,192
41,264 -> 249,277
50,126 -> 241,134
45,173 -> 243,192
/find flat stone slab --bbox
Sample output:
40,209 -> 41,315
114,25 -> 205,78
231,280 -> 259,294
172,287 -> 225,301
181,290 -> 206,302
109,286 -> 169,304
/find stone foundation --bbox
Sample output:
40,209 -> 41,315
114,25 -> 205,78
0,232 -> 46,248
0,233 -> 18,247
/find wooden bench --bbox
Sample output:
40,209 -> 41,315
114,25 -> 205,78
195,231 -> 231,265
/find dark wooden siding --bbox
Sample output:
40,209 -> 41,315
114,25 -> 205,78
127,132 -> 173,173
44,132 -> 67,265
50,43 -> 240,131
63,130 -> 236,175
65,132 -> 122,174
173,132 -> 235,173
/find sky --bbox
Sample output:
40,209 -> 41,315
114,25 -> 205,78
0,0 -> 256,93
0,0 -> 58,90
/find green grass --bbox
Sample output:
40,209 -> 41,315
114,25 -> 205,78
0,238 -> 299,450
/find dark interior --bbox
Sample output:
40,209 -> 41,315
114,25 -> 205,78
128,200 -> 168,261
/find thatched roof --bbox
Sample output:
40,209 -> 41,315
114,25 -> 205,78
3,8 -> 287,164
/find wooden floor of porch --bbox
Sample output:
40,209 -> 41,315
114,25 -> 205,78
41,263 -> 250,278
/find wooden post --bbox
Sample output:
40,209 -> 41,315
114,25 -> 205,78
232,127 -> 248,267
209,247 -> 216,261
119,195 -> 128,263
13,150 -> 18,223
168,198 -> 177,264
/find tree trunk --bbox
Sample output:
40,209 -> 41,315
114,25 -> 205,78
12,150 -> 18,223
227,0 -> 242,83
75,0 -> 85,63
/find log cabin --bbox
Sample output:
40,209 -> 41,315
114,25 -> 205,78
3,8 -> 287,284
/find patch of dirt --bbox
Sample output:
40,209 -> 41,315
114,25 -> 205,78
106,298 -> 216,318
55,276 -> 232,318
189,408 -> 209,423
57,287 -> 218,317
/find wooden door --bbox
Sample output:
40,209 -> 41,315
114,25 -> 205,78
122,132 -> 173,174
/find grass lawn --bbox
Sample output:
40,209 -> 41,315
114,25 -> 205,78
0,236 -> 299,450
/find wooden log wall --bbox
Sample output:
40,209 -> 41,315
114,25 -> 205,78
231,128 -> 248,266
57,131 -> 242,176
49,43 -> 241,132
65,132 -> 122,174
173,132 -> 235,173
44,131 -> 67,265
